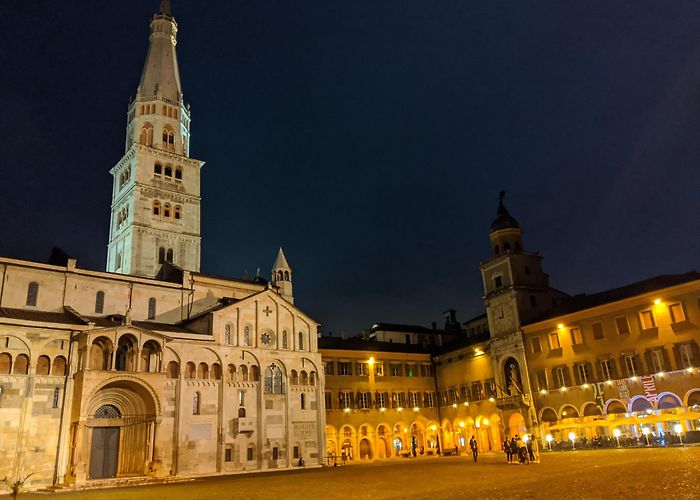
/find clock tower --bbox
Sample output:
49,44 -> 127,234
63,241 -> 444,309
479,192 -> 567,435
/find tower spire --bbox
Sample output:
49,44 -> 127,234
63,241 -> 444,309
160,0 -> 172,15
271,248 -> 294,303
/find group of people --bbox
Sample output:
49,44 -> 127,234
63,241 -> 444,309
503,435 -> 538,464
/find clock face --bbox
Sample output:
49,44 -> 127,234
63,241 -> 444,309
493,304 -> 515,333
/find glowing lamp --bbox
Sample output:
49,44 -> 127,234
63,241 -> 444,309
656,372 -> 664,377
413,407 -> 419,412
397,407 -> 402,412
483,419 -> 489,426
431,425 -> 437,431
674,424 -> 683,434
344,408 -> 350,413
380,407 -> 385,412
654,299 -> 661,305
630,376 -> 638,382
642,427 -> 650,436
606,380 -> 613,386
613,429 -> 621,438
368,357 -> 375,366
568,432 -> 576,442
557,323 -> 564,330
459,421 -> 465,428
463,402 -> 469,406
523,434 -> 529,442
540,389 -> 547,395
489,397 -> 495,403
545,434 -> 553,443
452,403 -> 457,408
561,386 -> 567,392
582,384 -> 589,389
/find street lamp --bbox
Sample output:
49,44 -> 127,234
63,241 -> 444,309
642,427 -> 650,446
545,434 -> 553,451
523,434 -> 529,443
568,431 -> 576,450
674,424 -> 684,445
613,428 -> 621,448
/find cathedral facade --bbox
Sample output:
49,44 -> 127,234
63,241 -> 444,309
0,3 -> 324,489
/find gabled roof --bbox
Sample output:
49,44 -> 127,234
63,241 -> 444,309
526,272 -> 700,324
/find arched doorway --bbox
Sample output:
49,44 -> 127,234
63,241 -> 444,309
359,439 -> 373,460
503,357 -> 523,395
508,412 -> 526,437
84,379 -> 158,480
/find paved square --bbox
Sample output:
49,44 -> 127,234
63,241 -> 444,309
8,448 -> 699,500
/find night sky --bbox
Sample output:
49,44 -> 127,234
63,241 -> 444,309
1,1 -> 699,335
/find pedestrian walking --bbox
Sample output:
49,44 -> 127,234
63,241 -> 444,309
530,434 -> 539,463
509,437 -> 517,463
504,440 -> 512,463
526,435 -> 535,462
469,435 -> 479,462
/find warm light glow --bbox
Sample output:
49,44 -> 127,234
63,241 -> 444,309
431,425 -> 437,431
654,299 -> 661,305
606,380 -> 613,386
630,376 -> 638,382
582,383 -> 589,389
646,408 -> 652,414
568,432 -> 576,442
613,429 -> 621,438
474,348 -> 484,356
459,421 -> 465,428
562,411 -> 567,416
463,402 -> 469,406
656,371 -> 664,377
545,434 -> 553,442
413,407 -> 419,412
483,419 -> 489,426
540,389 -> 547,395
488,397 -> 495,402
557,323 -> 564,330
674,424 -> 683,434
561,386 -> 567,392
368,357 -> 375,366
687,367 -> 694,373
344,408 -> 350,413
380,407 -> 385,412
642,427 -> 650,436
452,403 -> 457,408
403,428 -> 408,433
523,434 -> 529,442
397,407 -> 402,412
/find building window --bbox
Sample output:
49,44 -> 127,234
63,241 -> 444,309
358,392 -> 370,409
147,297 -> 156,320
225,446 -> 232,462
599,358 -> 615,381
420,364 -> 434,377
272,447 -> 279,460
166,248 -> 173,263
650,349 -> 666,373
175,168 -> 183,181
264,365 -> 284,394
338,362 -> 352,375
570,328 -> 582,345
247,446 -> 254,461
325,392 -> 332,410
376,392 -> 388,408
300,394 -> 306,409
575,363 -> 593,385
639,310 -> 656,330
408,392 -> 420,408
243,326 -> 250,346
375,363 -> 384,376
397,392 -> 406,408
668,303 -> 686,324
356,362 -> 369,376
174,205 -> 182,220
163,203 -> 171,218
530,337 -> 542,353
424,392 -> 435,408
282,330 -> 288,349
153,200 -> 161,216
679,343 -> 695,369
529,295 -> 537,307
623,354 -> 640,377
554,366 -> 570,388
339,392 -> 351,409
494,275 -> 503,288
470,381 -> 483,401
298,332 -> 304,350
26,282 -> 39,306
224,323 -> 232,345
293,446 -> 300,459
95,291 -> 105,314
154,163 -> 162,176
52,387 -> 60,408
390,363 -> 402,376
406,364 -> 416,377
548,332 -> 560,350
324,361 -> 334,375
193,392 -> 201,415
536,371 -> 548,391
591,322 -> 605,340
158,247 -> 166,264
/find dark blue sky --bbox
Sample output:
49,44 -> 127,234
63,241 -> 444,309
1,1 -> 699,334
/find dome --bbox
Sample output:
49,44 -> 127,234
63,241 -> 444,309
490,192 -> 520,232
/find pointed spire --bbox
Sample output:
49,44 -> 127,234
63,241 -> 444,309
137,1 -> 182,102
490,190 -> 520,232
273,247 -> 290,270
160,0 -> 172,15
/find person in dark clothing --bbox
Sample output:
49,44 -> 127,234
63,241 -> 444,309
504,440 -> 512,463
526,436 -> 535,462
509,437 -> 517,463
469,436 -> 478,462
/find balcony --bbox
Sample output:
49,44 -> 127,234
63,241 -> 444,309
496,393 -> 531,410
235,417 -> 255,433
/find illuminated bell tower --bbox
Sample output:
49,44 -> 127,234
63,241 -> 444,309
271,248 -> 294,303
106,0 -> 204,277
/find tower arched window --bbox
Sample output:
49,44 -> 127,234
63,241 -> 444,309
175,168 -> 182,181
148,297 -> 156,320
139,125 -> 153,146
277,271 -> 283,281
154,163 -> 162,176
264,364 -> 284,394
163,203 -> 171,218
158,247 -> 166,264
153,200 -> 161,216
298,332 -> 304,351
164,165 -> 172,179
95,291 -> 105,314
163,128 -> 175,151
26,282 -> 39,306
174,205 -> 182,220
284,271 -> 289,281
166,248 -> 173,263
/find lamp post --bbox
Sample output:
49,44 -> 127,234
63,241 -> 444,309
545,434 -> 553,451
642,427 -> 650,446
568,431 -> 576,451
613,428 -> 621,448
674,424 -> 684,446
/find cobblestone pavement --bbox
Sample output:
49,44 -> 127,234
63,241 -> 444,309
7,447 -> 699,500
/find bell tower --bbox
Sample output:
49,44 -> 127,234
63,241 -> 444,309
106,1 -> 204,277
271,248 -> 294,303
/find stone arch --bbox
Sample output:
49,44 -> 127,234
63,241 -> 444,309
359,438 -> 373,460
36,355 -> 51,375
140,339 -> 162,373
656,392 -> 682,410
559,404 -> 579,419
684,389 -> 700,407
539,407 -> 558,423
581,402 -> 602,417
502,356 -> 523,395
115,333 -> 138,372
508,412 -> 527,437
52,355 -> 67,376
13,353 -> 29,374
89,336 -> 113,371
629,396 -> 652,413
605,399 -> 627,414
